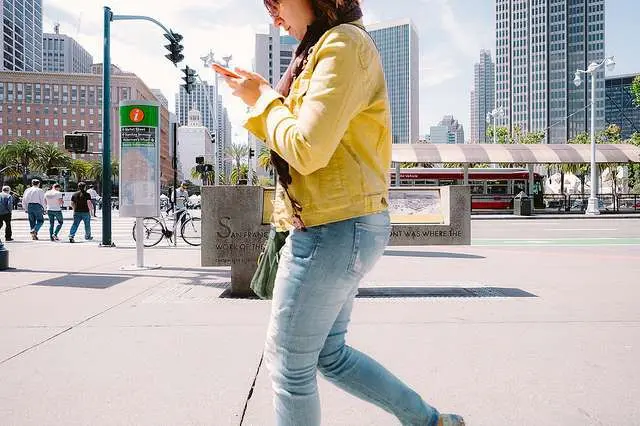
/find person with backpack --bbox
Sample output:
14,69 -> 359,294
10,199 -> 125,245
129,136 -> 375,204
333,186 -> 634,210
0,186 -> 13,242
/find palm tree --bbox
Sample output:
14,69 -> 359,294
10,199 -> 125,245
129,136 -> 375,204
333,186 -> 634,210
230,163 -> 251,185
2,138 -> 41,184
225,143 -> 249,185
257,147 -> 273,174
34,143 -> 71,176
69,159 -> 92,183
190,166 -> 215,186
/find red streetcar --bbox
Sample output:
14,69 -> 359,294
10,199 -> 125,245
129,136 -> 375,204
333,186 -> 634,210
389,168 -> 545,210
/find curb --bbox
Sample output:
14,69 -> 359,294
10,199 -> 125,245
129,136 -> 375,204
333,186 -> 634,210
472,214 -> 640,220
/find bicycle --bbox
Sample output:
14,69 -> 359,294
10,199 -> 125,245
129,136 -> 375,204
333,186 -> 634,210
132,208 -> 201,247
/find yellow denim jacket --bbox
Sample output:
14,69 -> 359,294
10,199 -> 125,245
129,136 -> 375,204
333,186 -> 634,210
244,20 -> 391,229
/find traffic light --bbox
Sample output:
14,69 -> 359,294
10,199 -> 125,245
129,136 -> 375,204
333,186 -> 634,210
195,156 -> 204,165
64,134 -> 88,153
164,31 -> 184,66
248,148 -> 255,159
210,131 -> 216,144
182,65 -> 197,94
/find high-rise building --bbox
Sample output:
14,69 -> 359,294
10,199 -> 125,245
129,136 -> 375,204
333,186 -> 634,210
251,25 -> 299,180
430,116 -> 465,144
471,50 -> 495,144
368,19 -> 419,144
496,0 -> 606,144
605,73 -> 640,140
1,0 -> 43,71
254,24 -> 298,87
42,24 -> 93,73
175,81 -> 217,135
218,95 -> 233,179
151,89 -> 169,110
470,90 -> 477,144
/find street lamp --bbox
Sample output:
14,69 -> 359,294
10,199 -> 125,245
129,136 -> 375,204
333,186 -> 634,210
486,106 -> 505,145
486,106 -> 505,168
200,50 -> 232,186
573,56 -> 615,215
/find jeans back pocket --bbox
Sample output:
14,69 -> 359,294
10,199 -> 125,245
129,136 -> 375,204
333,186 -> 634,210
347,221 -> 390,278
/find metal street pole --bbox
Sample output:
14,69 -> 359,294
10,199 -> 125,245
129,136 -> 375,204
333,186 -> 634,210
586,70 -> 599,215
102,6 -> 114,246
102,8 -> 184,245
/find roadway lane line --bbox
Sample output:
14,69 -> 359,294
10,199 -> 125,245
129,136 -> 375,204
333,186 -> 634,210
543,228 -> 617,231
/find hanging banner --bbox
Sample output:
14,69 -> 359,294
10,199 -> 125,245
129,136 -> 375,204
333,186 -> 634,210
119,100 -> 160,218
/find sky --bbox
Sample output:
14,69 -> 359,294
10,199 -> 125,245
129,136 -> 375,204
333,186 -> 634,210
43,0 -> 640,143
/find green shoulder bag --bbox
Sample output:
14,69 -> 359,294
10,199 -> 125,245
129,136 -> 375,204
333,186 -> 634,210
250,228 -> 289,300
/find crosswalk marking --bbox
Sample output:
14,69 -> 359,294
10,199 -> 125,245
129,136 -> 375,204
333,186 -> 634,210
3,212 -> 200,248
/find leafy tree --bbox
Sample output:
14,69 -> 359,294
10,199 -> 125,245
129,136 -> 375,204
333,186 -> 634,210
486,126 -> 510,144
521,131 -> 545,144
257,147 -> 273,174
562,132 -> 590,195
626,132 -> 640,191
69,159 -> 92,183
2,138 -> 41,184
190,166 -> 215,186
631,75 -> 640,107
33,143 -> 71,176
225,143 -> 250,186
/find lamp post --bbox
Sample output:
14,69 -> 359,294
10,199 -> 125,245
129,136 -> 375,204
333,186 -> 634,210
486,106 -> 505,167
573,56 -> 615,215
200,51 -> 232,186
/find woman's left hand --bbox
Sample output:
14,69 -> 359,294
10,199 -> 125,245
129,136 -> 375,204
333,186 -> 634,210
222,68 -> 272,107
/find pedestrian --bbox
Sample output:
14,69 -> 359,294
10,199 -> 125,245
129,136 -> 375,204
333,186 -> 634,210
22,179 -> 46,240
172,182 -> 189,226
87,185 -> 99,217
44,183 -> 64,241
68,182 -> 93,243
223,1 -> 465,425
0,185 -> 13,241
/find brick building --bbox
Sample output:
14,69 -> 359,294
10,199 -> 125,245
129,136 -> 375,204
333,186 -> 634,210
0,65 -> 173,186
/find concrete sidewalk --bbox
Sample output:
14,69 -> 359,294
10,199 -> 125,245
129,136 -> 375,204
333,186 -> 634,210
1,235 -> 639,425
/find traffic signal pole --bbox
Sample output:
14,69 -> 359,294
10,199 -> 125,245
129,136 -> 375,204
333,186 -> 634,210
102,7 -> 113,247
102,6 -> 184,247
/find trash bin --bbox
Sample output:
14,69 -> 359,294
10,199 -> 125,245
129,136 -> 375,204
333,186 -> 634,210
513,191 -> 532,216
0,241 -> 8,270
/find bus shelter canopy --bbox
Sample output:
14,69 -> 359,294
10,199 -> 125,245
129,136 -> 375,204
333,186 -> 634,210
392,143 -> 640,165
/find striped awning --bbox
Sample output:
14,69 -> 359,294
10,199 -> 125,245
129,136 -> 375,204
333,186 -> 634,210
392,143 -> 640,164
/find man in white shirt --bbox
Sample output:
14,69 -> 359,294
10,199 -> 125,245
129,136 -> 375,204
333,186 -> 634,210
87,185 -> 99,217
44,183 -> 64,241
22,179 -> 46,240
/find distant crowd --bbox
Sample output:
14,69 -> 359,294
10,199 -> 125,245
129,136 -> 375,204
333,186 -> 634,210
0,179 -> 99,243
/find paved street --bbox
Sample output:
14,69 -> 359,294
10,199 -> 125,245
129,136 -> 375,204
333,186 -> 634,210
1,217 -> 639,425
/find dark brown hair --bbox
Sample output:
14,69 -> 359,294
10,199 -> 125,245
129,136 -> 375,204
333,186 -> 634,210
264,0 -> 361,24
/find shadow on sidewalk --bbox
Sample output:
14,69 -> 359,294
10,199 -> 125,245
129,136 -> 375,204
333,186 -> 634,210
15,267 -> 231,290
383,250 -> 485,259
356,286 -> 537,298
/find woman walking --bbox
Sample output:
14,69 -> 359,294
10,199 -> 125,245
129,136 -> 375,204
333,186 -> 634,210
44,183 -> 64,241
223,1 -> 465,425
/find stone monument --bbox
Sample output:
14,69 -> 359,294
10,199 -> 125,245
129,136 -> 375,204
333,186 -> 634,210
201,185 -> 471,297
